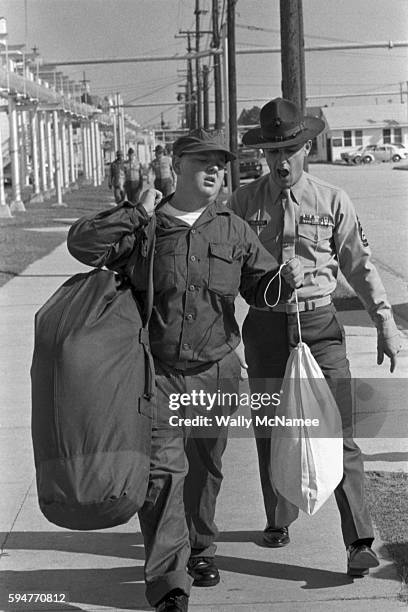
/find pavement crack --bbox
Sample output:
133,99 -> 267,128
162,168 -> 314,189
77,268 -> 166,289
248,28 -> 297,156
372,256 -> 408,284
1,477 -> 35,555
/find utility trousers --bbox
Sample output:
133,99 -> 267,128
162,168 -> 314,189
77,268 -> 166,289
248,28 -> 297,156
138,350 -> 240,606
242,303 -> 374,548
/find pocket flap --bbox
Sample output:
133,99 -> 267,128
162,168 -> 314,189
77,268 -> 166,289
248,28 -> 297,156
209,242 -> 234,262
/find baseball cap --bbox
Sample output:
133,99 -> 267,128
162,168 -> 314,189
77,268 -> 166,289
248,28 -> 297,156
173,128 -> 236,161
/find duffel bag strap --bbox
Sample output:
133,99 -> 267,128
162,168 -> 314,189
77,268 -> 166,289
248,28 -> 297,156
143,213 -> 156,328
141,214 -> 156,399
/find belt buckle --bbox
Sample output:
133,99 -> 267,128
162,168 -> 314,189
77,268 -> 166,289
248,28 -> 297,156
304,300 -> 316,312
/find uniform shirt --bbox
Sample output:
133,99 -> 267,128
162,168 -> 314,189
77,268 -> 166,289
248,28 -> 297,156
229,171 -> 392,325
150,155 -> 174,180
125,157 -> 142,183
109,159 -> 125,187
67,199 -> 289,370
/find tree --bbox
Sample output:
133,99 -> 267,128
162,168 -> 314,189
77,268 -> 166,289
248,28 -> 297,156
238,106 -> 261,125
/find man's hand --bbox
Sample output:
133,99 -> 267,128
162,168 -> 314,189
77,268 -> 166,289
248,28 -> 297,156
377,328 -> 402,373
234,341 -> 248,380
140,188 -> 163,217
281,258 -> 304,289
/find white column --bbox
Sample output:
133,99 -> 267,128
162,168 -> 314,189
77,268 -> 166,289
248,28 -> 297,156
0,119 -> 12,217
30,109 -> 43,203
83,121 -> 90,182
86,121 -> 93,184
90,119 -> 98,187
59,114 -> 69,191
38,111 -> 48,194
9,95 -> 25,212
112,112 -> 118,154
67,120 -> 78,189
95,121 -> 103,184
80,121 -> 88,182
45,111 -> 55,195
52,110 -> 66,207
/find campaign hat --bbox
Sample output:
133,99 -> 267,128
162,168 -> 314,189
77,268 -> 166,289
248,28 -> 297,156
242,97 -> 324,149
173,128 -> 236,161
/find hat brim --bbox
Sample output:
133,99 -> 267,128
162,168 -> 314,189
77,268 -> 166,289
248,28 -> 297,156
242,116 -> 325,149
177,142 -> 236,161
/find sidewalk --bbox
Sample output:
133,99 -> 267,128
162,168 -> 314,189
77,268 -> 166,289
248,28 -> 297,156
1,188 -> 407,611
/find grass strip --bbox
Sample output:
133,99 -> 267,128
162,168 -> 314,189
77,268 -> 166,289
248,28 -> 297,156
365,471 -> 408,601
0,183 -> 113,287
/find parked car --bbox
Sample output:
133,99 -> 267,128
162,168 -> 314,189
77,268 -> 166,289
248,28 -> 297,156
238,147 -> 263,179
341,144 -> 407,164
341,145 -> 376,164
360,144 -> 408,163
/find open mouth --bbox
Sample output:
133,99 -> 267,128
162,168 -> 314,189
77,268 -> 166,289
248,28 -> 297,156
277,168 -> 290,178
204,176 -> 216,185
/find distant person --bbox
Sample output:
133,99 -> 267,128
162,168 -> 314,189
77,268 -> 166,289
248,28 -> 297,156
125,147 -> 143,203
149,144 -> 176,196
229,97 -> 402,577
109,150 -> 126,203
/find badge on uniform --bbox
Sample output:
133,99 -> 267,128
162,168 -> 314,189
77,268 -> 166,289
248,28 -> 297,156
299,214 -> 334,227
357,217 -> 369,247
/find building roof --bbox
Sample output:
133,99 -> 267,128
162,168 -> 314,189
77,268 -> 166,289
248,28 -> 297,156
321,104 -> 408,130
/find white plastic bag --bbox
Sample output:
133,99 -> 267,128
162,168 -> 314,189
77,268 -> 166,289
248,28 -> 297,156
270,331 -> 344,516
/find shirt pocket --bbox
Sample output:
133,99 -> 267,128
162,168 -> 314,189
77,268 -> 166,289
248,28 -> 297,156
208,242 -> 241,296
298,224 -> 333,257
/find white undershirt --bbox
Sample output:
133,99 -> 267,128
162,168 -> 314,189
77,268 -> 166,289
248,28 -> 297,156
160,202 -> 207,226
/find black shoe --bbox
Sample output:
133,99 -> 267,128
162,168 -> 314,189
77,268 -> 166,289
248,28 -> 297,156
155,589 -> 188,612
347,544 -> 379,577
262,526 -> 290,548
187,556 -> 220,587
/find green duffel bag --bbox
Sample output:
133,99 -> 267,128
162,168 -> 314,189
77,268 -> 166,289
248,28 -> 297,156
31,220 -> 156,530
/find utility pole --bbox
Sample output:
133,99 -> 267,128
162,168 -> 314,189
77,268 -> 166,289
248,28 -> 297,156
280,0 -> 306,115
227,0 -> 239,191
280,0 -> 307,168
203,65 -> 210,129
81,70 -> 91,103
212,0 -> 223,130
195,0 -> 203,128
177,31 -> 197,130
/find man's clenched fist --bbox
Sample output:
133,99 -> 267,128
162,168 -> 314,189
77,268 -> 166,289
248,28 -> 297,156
281,258 -> 304,289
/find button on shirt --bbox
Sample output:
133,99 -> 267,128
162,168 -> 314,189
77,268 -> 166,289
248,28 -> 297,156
67,199 -> 287,369
229,171 -> 392,324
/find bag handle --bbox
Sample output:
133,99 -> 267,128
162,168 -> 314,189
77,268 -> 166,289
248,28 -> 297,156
294,289 -> 303,344
139,213 -> 156,400
143,213 -> 156,329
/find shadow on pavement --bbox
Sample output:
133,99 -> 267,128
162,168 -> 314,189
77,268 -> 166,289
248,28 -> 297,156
392,302 -> 408,327
333,296 -> 365,312
0,566 -> 150,611
0,532 -> 150,610
0,530 -> 400,610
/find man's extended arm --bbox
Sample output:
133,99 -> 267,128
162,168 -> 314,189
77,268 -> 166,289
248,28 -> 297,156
333,190 -> 401,372
67,202 -> 149,270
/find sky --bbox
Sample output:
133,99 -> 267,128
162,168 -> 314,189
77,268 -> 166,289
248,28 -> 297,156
1,0 -> 408,129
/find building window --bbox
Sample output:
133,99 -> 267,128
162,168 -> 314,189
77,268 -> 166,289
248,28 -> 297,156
383,128 -> 391,144
355,130 -> 363,146
343,130 -> 352,146
393,128 -> 402,144
332,138 -> 342,147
